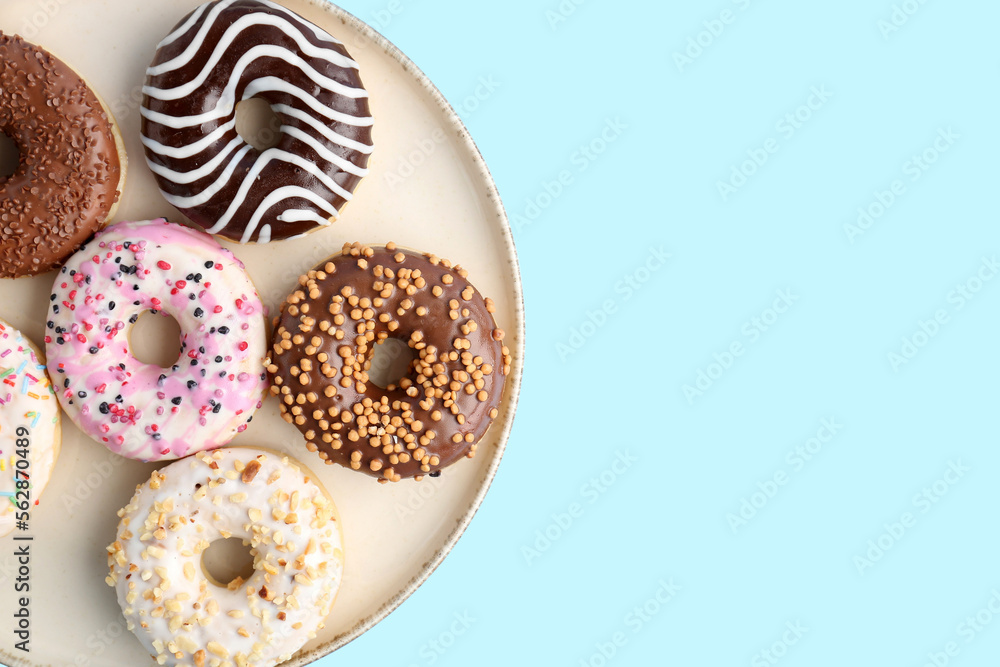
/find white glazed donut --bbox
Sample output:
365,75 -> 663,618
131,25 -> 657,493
45,219 -> 268,462
0,320 -> 61,537
106,447 -> 344,667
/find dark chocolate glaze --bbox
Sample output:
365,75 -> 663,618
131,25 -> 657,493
0,33 -> 122,278
141,0 -> 374,244
267,243 -> 512,482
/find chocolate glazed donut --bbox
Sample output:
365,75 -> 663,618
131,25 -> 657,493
0,33 -> 125,278
267,243 -> 513,482
141,0 -> 374,244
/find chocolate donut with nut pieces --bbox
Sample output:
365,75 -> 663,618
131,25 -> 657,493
0,33 -> 126,277
267,242 -> 512,482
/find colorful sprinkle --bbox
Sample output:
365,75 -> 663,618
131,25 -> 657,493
44,220 -> 267,463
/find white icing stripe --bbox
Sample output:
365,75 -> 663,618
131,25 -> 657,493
144,41 -> 367,102
273,104 -> 374,154
238,186 -> 340,243
149,13 -> 357,76
164,148 -> 353,210
154,0 -> 238,62
255,0 -> 343,45
141,120 -> 237,160
203,174 -> 338,237
281,126 -> 368,177
258,224 -> 272,243
140,77 -> 374,130
145,137 -> 244,185
156,1 -> 213,49
140,100 -> 234,128
244,77 -> 374,127
277,209 -> 333,225
158,144 -> 255,208
271,150 -> 355,199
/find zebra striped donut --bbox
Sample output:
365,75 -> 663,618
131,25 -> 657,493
140,0 -> 374,244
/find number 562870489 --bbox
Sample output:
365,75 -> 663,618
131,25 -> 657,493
14,425 -> 30,515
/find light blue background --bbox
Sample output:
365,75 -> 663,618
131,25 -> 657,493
325,1 -> 1000,666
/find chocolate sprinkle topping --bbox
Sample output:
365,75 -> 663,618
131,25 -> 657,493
0,33 -> 122,278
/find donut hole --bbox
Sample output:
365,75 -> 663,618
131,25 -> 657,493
236,98 -> 283,152
0,133 -> 19,179
369,337 -> 417,389
201,537 -> 256,588
128,311 -> 183,369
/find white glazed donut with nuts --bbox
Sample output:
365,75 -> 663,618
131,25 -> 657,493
106,447 -> 344,667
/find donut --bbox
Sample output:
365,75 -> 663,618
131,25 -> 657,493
0,320 -> 61,537
106,447 -> 344,667
45,219 -> 268,462
267,242 -> 512,482
141,0 -> 374,244
0,33 -> 126,278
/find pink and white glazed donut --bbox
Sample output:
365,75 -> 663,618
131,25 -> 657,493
45,219 -> 267,461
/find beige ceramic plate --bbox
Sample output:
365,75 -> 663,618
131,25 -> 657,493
0,0 -> 523,664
